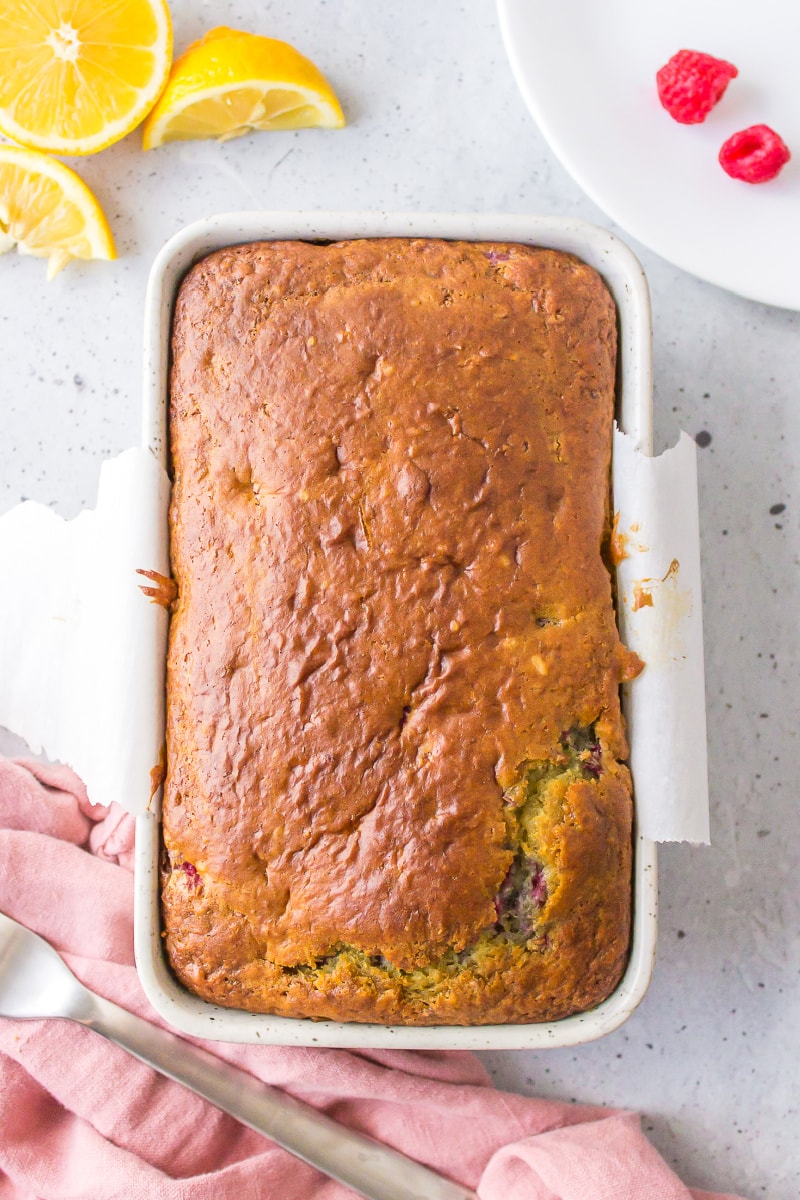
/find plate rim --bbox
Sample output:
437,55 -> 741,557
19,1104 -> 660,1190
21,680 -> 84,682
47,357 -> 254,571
496,0 -> 799,311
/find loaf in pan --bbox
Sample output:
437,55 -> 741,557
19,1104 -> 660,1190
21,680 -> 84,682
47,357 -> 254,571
162,237 -> 642,1024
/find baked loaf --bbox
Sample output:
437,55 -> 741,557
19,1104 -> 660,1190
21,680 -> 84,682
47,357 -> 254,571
163,237 -> 642,1025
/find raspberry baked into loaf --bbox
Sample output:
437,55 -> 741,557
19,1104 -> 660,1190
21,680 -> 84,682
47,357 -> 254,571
162,238 -> 643,1025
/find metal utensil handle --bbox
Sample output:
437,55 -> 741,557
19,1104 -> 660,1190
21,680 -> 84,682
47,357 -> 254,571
83,992 -> 478,1200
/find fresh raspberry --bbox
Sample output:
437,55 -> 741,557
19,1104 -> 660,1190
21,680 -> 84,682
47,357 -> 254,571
718,124 -> 791,183
656,49 -> 738,124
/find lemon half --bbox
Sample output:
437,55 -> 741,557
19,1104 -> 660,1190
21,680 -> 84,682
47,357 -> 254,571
142,27 -> 345,149
0,146 -> 116,278
0,0 -> 173,155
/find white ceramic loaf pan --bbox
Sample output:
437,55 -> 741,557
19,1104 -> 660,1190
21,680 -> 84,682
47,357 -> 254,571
134,212 -> 657,1048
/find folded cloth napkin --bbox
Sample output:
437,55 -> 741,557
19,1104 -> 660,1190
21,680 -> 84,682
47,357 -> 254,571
0,758 -> 745,1200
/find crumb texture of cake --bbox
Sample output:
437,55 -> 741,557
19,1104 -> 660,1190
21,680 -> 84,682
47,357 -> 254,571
162,238 -> 640,1025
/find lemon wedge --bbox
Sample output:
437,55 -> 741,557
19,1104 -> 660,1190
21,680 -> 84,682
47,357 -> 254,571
0,145 -> 116,279
142,27 -> 345,149
0,0 -> 172,156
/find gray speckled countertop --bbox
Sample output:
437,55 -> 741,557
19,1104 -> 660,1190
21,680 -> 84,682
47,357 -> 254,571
1,3 -> 798,1197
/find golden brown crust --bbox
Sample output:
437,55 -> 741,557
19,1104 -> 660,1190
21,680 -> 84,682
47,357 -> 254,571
162,238 -> 634,1024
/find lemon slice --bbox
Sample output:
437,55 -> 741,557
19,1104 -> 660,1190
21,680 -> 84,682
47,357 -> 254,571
0,0 -> 172,155
142,27 -> 345,149
0,145 -> 116,279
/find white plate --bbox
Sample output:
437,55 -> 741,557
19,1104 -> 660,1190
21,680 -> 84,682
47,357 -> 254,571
134,212 -> 658,1048
497,0 -> 800,310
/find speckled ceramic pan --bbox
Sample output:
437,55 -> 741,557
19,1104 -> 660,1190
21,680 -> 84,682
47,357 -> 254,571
134,212 -> 657,1048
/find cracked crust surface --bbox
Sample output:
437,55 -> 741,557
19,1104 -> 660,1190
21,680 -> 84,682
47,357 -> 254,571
162,238 -> 638,1024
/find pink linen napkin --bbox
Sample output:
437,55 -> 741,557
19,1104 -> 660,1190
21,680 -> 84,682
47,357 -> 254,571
0,758 -> 745,1200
